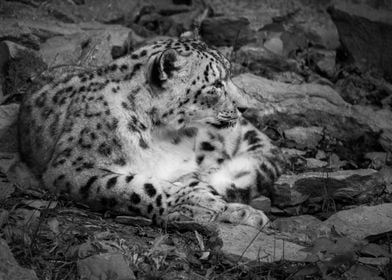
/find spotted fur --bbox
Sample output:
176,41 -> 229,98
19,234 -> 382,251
18,38 -> 285,228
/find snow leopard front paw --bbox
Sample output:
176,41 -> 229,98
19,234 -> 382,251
166,183 -> 269,228
217,203 -> 270,228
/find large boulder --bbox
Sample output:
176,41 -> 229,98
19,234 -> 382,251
233,73 -> 392,153
317,203 -> 392,240
328,3 -> 392,81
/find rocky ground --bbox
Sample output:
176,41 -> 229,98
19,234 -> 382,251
1,0 -> 392,279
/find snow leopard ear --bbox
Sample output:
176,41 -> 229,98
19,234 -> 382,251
149,48 -> 187,88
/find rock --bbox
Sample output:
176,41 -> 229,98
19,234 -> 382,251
364,152 -> 388,169
282,148 -> 307,157
0,42 -> 11,103
39,34 -> 86,67
46,0 -> 142,24
135,6 -> 202,37
250,195 -> 271,213
200,17 -> 255,48
263,37 -> 284,56
216,46 -> 234,60
1,41 -> 47,98
233,72 -> 348,116
0,19 -> 79,49
0,19 -> 142,81
0,1 -> 56,23
39,24 -> 138,68
233,45 -> 304,82
218,224 -> 308,263
353,105 -> 392,152
270,206 -> 285,215
305,158 -> 328,169
207,0 -> 339,49
379,167 -> 392,193
272,215 -> 322,243
233,73 -> 392,153
271,169 -> 382,207
278,26 -> 309,57
358,257 -> 390,266
0,41 -> 30,60
334,69 -> 392,108
77,253 -> 136,280
284,126 -> 324,149
0,238 -> 38,280
316,203 -> 392,240
328,153 -> 347,170
0,18 -> 141,55
308,49 -> 336,78
315,150 -> 327,160
328,4 -> 392,80
360,243 -> 392,258
0,104 -> 20,153
344,263 -> 384,280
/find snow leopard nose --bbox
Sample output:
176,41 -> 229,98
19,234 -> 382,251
237,107 -> 247,114
218,101 -> 238,120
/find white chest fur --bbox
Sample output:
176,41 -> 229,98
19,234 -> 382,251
146,140 -> 197,182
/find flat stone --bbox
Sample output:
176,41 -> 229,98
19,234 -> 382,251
272,215 -> 322,243
282,148 -> 307,157
39,24 -> 140,69
305,158 -> 328,169
77,253 -> 135,280
284,126 -> 324,149
316,203 -> 392,240
218,224 -> 308,263
233,45 -> 303,82
358,257 -> 390,266
264,37 -> 284,56
360,243 -> 391,258
250,196 -> 271,213
271,169 -> 381,207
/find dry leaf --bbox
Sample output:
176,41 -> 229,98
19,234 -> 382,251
199,252 -> 210,260
194,230 -> 205,251
22,200 -> 57,210
0,174 -> 15,201
0,209 -> 9,228
47,217 -> 60,235
13,208 -> 40,227
3,225 -> 32,245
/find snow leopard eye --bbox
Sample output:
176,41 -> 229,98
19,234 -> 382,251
213,80 -> 224,89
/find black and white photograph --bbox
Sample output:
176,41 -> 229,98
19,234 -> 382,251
0,0 -> 392,279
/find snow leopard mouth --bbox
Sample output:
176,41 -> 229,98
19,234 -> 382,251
206,119 -> 237,129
